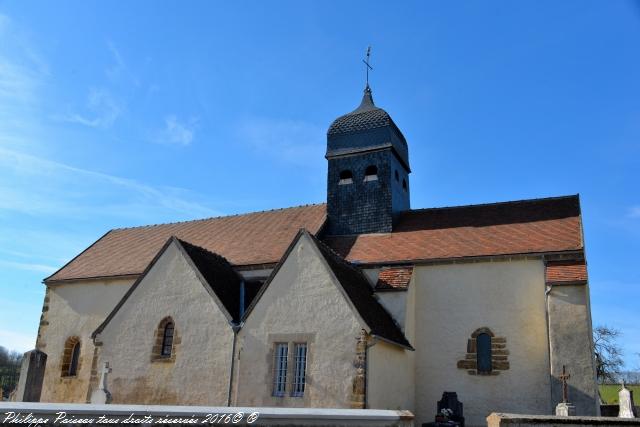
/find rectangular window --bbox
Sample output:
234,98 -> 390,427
291,343 -> 307,397
272,343 -> 288,396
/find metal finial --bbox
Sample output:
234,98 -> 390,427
362,46 -> 373,88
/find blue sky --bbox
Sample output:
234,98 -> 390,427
0,1 -> 638,366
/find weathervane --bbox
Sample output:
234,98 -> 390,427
363,46 -> 373,88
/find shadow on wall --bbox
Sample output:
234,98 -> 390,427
550,376 -> 597,416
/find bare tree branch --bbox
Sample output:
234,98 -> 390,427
593,325 -> 624,383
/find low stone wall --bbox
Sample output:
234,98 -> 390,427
0,402 -> 414,426
487,412 -> 640,426
601,405 -> 640,417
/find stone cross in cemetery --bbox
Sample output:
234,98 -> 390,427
90,362 -> 113,404
555,365 -> 576,416
560,365 -> 571,403
618,381 -> 637,419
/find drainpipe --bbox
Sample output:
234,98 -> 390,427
239,281 -> 245,319
364,338 -> 369,409
227,324 -> 240,407
544,281 -> 554,412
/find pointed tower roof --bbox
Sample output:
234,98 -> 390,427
327,86 -> 393,135
326,86 -> 410,171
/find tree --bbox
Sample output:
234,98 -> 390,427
593,325 -> 624,383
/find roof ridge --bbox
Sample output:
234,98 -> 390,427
175,237 -> 235,268
311,233 -> 370,281
111,202 -> 327,232
407,194 -> 579,214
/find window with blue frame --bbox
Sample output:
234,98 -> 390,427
476,333 -> 492,373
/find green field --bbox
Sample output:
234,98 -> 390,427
599,384 -> 640,404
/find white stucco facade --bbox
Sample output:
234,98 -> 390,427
94,241 -> 235,406
234,233 -> 368,408
31,240 -> 596,424
412,259 -> 553,426
38,277 -> 133,403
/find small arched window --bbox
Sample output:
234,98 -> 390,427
364,165 -> 378,182
394,170 -> 399,182
339,170 -> 353,185
161,321 -> 175,357
402,179 -> 407,191
61,336 -> 81,377
476,333 -> 492,373
69,341 -> 80,375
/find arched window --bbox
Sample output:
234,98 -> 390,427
476,333 -> 492,373
339,170 -> 353,185
69,341 -> 80,375
364,165 -> 378,182
61,336 -> 81,377
402,179 -> 407,191
394,170 -> 399,182
161,321 -> 174,357
457,327 -> 508,375
152,317 -> 178,362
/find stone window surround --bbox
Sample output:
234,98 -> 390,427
151,316 -> 181,363
456,327 -> 510,376
267,333 -> 315,401
60,336 -> 81,378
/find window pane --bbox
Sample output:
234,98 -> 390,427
476,333 -> 492,373
292,343 -> 307,397
273,343 -> 288,396
162,322 -> 174,356
69,342 -> 80,376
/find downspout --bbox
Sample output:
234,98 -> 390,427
227,324 -> 240,407
364,338 -> 369,409
544,280 -> 554,412
239,281 -> 245,319
228,280 -> 245,407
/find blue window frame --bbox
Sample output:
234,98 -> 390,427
476,333 -> 492,373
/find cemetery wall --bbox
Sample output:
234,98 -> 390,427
38,277 -> 133,403
487,412 -> 640,426
0,402 -> 415,426
412,259 -> 552,426
95,242 -> 234,405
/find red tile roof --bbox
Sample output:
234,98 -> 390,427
46,195 -> 584,283
375,267 -> 413,291
326,195 -> 583,264
546,260 -> 587,285
46,204 -> 327,282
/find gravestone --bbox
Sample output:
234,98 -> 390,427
13,349 -> 47,402
619,381 -> 637,418
90,362 -> 113,404
436,392 -> 464,427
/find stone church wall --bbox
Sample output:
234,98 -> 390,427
547,283 -> 599,415
95,242 -> 234,406
369,271 -> 416,412
233,233 -> 364,408
412,259 -> 552,427
38,277 -> 133,403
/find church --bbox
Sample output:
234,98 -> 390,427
29,84 -> 599,426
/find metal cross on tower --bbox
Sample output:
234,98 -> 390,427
559,365 -> 571,403
363,46 -> 373,87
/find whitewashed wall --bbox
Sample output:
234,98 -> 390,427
234,233 -> 364,408
368,273 -> 416,412
95,242 -> 234,405
38,277 -> 133,403
412,259 -> 552,427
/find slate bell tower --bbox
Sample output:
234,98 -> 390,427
326,85 -> 411,235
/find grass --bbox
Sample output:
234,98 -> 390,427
599,384 -> 640,404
